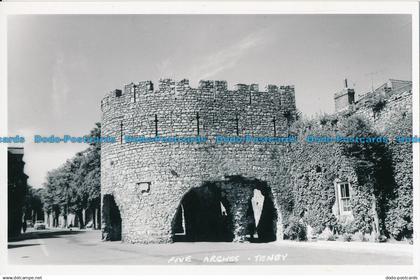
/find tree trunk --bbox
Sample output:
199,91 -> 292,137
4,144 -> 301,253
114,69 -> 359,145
97,203 -> 101,229
77,210 -> 85,229
93,207 -> 97,230
83,209 -> 86,228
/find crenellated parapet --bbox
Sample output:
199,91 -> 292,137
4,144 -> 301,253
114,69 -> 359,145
101,79 -> 296,140
102,79 -> 295,111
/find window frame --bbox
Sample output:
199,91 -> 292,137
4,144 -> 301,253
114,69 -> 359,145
335,181 -> 352,215
137,182 -> 151,196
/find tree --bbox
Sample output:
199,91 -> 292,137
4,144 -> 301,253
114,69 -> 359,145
80,123 -> 101,229
42,123 -> 102,229
23,186 -> 45,224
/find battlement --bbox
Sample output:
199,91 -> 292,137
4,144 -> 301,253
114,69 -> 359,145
104,79 -> 294,97
101,79 -> 296,113
100,78 -> 297,140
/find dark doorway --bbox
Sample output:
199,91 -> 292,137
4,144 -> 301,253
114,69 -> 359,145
172,177 -> 278,243
172,183 -> 234,242
246,185 -> 278,243
102,194 -> 122,241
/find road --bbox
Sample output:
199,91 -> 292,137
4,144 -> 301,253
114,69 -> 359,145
8,229 -> 413,265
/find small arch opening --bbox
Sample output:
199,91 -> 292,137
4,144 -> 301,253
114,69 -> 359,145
246,184 -> 278,243
102,194 -> 122,241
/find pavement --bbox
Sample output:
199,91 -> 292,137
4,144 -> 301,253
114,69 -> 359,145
8,228 -> 413,265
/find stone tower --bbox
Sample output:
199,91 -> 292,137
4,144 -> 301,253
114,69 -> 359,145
100,78 -> 297,243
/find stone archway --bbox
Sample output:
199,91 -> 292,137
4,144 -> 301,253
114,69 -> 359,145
102,194 -> 122,241
172,183 -> 234,242
171,176 -> 278,243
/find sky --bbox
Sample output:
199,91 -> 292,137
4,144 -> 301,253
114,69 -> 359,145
7,14 -> 412,188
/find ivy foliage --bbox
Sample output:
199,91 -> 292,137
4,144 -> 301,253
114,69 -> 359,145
278,111 -> 412,241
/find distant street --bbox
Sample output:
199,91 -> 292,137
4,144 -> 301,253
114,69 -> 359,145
8,229 -> 412,265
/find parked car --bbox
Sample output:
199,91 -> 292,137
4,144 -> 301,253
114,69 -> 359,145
34,220 -> 46,230
26,220 -> 34,228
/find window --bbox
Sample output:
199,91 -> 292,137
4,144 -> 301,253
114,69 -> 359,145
336,181 -> 351,215
137,182 -> 151,195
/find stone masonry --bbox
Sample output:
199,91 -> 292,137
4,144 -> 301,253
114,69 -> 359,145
100,79 -> 296,243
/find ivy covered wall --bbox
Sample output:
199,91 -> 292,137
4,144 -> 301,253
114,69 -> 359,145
279,89 -> 413,242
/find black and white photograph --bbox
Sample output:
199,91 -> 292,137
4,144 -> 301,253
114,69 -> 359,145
0,1 -> 419,279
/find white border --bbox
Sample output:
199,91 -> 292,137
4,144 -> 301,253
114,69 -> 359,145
0,2 -> 9,276
411,0 -> 419,275
0,1 -> 418,277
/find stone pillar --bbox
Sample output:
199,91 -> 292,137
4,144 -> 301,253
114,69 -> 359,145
231,201 -> 250,242
276,211 -> 284,241
222,182 -> 254,242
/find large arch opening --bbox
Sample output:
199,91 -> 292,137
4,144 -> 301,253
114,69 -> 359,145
102,194 -> 122,241
172,183 -> 234,242
172,177 -> 278,243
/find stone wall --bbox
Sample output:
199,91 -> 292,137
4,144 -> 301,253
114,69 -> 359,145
351,89 -> 412,133
315,82 -> 413,240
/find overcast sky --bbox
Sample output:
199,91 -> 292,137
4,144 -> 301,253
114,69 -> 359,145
8,14 -> 412,188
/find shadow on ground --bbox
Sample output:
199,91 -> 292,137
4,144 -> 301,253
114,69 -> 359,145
8,230 -> 85,243
8,243 -> 40,249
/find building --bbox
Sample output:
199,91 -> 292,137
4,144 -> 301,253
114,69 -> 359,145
334,78 -> 355,112
8,147 -> 28,238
